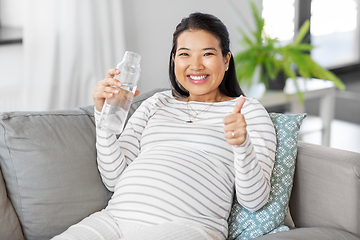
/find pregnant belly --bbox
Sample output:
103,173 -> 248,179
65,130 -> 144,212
106,145 -> 233,226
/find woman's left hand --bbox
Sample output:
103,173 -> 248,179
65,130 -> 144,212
223,97 -> 247,146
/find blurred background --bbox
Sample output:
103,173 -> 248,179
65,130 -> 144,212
0,0 -> 359,152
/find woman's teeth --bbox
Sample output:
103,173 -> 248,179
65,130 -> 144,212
189,75 -> 208,80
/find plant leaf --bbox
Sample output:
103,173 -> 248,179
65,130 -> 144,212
294,20 -> 310,45
249,1 -> 264,45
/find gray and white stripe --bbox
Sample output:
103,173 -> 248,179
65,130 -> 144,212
95,90 -> 276,239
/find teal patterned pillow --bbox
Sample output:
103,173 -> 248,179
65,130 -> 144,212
227,113 -> 306,240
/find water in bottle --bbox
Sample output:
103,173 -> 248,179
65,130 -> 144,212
98,51 -> 141,134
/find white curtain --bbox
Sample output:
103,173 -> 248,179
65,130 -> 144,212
23,0 -> 126,111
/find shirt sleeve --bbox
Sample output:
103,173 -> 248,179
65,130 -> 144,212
94,96 -> 156,192
232,98 -> 276,212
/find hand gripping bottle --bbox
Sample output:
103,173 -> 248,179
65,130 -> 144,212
98,51 -> 141,134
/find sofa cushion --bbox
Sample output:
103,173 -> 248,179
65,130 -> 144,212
0,108 -> 112,240
227,113 -> 306,240
0,168 -> 24,240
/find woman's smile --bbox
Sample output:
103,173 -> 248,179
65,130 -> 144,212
187,74 -> 210,84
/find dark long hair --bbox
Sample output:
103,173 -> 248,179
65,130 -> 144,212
169,12 -> 244,98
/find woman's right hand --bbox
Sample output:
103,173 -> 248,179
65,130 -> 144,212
93,69 -> 140,112
93,69 -> 122,112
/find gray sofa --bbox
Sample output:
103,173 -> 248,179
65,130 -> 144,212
0,89 -> 359,240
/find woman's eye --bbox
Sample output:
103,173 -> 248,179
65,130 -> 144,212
204,52 -> 214,56
178,52 -> 189,56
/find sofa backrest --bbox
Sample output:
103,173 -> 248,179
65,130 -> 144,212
0,107 -> 112,240
0,88 -> 167,240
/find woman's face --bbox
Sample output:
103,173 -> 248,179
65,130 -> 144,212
173,29 -> 231,102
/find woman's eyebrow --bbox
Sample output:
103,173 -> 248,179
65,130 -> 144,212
177,47 -> 190,51
203,47 -> 218,51
177,47 -> 218,51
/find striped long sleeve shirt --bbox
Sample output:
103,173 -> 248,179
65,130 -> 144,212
95,90 -> 276,239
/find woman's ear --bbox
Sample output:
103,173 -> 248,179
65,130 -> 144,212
171,54 -> 176,69
224,52 -> 231,70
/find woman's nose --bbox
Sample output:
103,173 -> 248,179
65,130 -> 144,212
190,56 -> 204,70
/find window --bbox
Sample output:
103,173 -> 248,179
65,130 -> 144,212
262,0 -> 296,45
311,0 -> 359,68
262,0 -> 360,70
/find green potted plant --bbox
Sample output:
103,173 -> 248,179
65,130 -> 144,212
231,0 -> 345,102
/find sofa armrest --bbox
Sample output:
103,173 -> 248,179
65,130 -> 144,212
290,142 -> 360,238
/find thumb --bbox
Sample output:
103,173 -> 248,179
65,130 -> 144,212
232,96 -> 246,114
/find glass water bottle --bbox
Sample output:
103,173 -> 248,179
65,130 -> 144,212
98,51 -> 141,134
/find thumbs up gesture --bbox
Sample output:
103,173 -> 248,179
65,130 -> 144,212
223,97 -> 247,146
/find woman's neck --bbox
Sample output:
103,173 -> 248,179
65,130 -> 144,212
188,93 -> 222,102
176,94 -> 234,102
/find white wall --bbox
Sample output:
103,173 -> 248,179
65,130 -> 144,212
0,0 -> 260,111
122,0 -> 261,92
0,0 -> 25,111
0,0 -> 24,27
0,0 -> 24,89
0,44 -> 24,111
